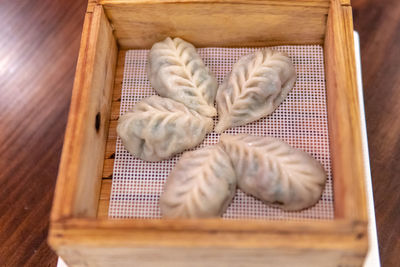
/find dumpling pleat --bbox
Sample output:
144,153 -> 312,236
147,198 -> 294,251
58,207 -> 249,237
219,134 -> 326,211
117,95 -> 213,161
160,146 -> 237,218
215,49 -> 296,133
148,37 -> 218,117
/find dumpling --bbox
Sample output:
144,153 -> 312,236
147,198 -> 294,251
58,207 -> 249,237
148,37 -> 218,117
215,49 -> 296,133
117,95 -> 213,162
219,134 -> 326,211
160,146 -> 237,218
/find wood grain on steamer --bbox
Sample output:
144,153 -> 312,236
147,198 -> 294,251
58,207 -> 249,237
49,218 -> 367,267
97,50 -> 126,218
101,0 -> 330,48
50,4 -> 118,220
324,0 -> 367,221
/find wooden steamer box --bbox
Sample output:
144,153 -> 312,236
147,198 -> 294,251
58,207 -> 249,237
49,0 -> 369,266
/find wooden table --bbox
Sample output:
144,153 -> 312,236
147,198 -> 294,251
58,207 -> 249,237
0,0 -> 398,266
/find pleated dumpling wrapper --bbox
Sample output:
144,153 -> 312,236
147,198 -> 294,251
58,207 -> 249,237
148,37 -> 218,117
215,49 -> 296,133
117,95 -> 213,162
160,146 -> 237,218
219,134 -> 326,211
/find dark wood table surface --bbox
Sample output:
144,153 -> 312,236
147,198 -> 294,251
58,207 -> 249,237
0,0 -> 398,266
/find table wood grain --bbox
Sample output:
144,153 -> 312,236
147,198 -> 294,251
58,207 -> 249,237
0,0 -> 87,266
352,0 -> 400,266
0,0 -> 398,266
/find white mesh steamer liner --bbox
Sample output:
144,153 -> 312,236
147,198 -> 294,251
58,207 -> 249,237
109,45 -> 334,220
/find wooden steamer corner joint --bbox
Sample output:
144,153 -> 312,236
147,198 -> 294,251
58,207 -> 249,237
49,0 -> 369,266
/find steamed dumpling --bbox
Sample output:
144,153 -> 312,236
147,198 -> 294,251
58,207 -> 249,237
160,146 -> 237,218
148,37 -> 218,117
219,134 -> 326,211
215,49 -> 296,133
117,95 -> 213,162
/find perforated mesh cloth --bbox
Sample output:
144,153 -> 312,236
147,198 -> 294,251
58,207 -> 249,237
109,45 -> 334,220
